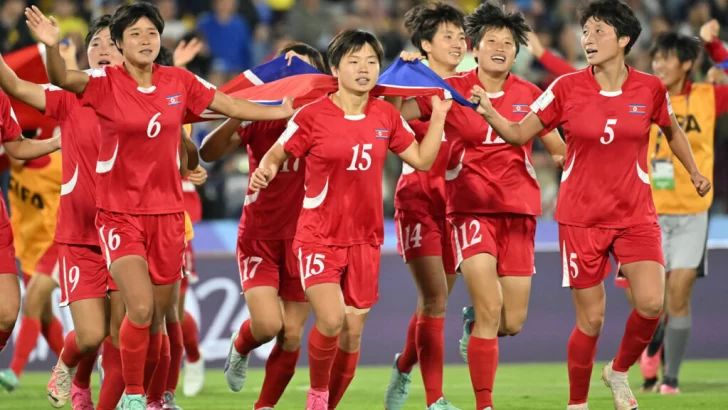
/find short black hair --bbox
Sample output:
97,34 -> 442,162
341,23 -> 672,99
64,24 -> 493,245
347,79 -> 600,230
466,1 -> 530,55
327,29 -> 384,69
579,0 -> 642,55
277,42 -> 328,73
85,15 -> 112,50
155,45 -> 174,67
404,2 -> 466,56
110,2 -> 165,46
650,32 -> 700,64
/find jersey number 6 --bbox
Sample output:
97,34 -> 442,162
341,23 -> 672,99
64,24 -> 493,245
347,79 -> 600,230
147,112 -> 162,139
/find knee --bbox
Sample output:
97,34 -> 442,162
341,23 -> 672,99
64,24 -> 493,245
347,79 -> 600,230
127,301 -> 154,325
635,294 -> 664,318
254,318 -> 283,343
500,316 -> 526,337
666,290 -> 689,316
316,312 -> 344,336
579,311 -> 605,335
473,299 -> 503,328
0,314 -> 17,332
76,329 -> 105,353
339,326 -> 363,352
420,292 -> 448,318
280,323 -> 305,351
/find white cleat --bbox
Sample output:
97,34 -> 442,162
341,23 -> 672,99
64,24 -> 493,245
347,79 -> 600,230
47,356 -> 76,408
223,332 -> 250,392
567,404 -> 589,410
183,352 -> 205,397
601,360 -> 639,410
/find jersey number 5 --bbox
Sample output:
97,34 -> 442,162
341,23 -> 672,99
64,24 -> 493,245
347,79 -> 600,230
600,119 -> 617,145
346,144 -> 373,171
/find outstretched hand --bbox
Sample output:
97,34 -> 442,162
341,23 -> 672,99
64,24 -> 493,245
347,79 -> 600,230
25,6 -> 61,48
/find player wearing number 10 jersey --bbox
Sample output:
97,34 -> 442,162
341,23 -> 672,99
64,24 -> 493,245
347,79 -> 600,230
469,1 -> 710,409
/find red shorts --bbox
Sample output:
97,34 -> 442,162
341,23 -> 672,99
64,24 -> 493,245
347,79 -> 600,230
238,237 -> 306,303
559,223 -> 664,289
294,241 -> 381,309
0,222 -> 17,275
58,244 -> 108,306
448,213 -> 536,276
35,242 -> 60,281
96,210 -> 185,286
394,209 -> 456,274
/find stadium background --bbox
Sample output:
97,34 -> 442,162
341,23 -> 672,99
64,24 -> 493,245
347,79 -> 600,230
1,0 -> 727,370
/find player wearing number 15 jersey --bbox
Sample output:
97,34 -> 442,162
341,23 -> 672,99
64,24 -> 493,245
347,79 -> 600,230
248,30 -> 450,410
468,1 -> 710,409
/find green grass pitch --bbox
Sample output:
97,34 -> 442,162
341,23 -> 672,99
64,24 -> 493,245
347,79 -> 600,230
2,360 -> 727,409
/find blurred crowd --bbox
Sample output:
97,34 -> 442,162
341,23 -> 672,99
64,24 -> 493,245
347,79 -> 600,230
2,0 -> 728,220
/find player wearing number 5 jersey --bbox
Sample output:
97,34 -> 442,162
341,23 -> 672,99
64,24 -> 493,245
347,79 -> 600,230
250,30 -> 451,410
202,42 -> 326,409
468,1 -> 710,409
25,3 -> 296,409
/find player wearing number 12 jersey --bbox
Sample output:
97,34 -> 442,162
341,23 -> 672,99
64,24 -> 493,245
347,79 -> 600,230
249,30 -> 450,410
469,1 -> 710,409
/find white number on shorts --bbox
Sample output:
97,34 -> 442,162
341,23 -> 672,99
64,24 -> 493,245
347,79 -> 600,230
279,157 -> 301,173
303,253 -> 325,279
402,223 -> 423,250
346,144 -> 372,171
147,112 -> 162,138
240,256 -> 263,282
63,258 -> 80,293
458,220 -> 482,250
107,228 -> 121,251
600,119 -> 617,145
483,125 -> 506,145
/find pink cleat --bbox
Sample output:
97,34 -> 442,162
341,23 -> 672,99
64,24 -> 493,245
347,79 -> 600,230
659,384 -> 680,395
70,384 -> 94,410
305,389 -> 329,410
146,400 -> 164,410
639,346 -> 661,380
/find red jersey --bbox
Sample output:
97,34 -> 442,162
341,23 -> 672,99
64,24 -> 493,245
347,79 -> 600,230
79,65 -> 216,214
44,85 -> 101,245
0,91 -> 21,225
238,119 -> 304,240
417,70 -> 544,216
393,119 -> 448,217
531,67 -> 673,228
281,96 -> 415,246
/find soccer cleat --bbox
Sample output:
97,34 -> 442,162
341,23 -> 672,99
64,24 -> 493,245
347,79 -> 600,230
47,356 -> 77,408
70,383 -> 94,410
639,346 -> 661,380
458,306 -> 475,363
0,368 -> 18,392
601,360 -> 639,410
306,389 -> 329,410
120,394 -> 147,410
639,377 -> 659,393
162,391 -> 183,409
146,400 -> 164,410
223,332 -> 250,392
426,397 -> 461,409
659,384 -> 680,395
383,353 -> 412,410
567,404 -> 589,410
183,352 -> 205,397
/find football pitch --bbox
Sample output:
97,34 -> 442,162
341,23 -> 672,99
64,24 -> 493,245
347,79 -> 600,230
2,360 -> 727,409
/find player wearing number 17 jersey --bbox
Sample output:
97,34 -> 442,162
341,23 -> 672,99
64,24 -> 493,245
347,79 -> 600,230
469,1 -> 710,409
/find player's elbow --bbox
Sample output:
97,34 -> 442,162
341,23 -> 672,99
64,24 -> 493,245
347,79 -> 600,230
411,158 -> 433,172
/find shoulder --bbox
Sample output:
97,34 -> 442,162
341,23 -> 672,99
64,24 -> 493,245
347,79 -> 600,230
86,66 -> 110,78
444,70 -> 475,90
289,98 -> 326,128
548,69 -> 586,91
630,69 -> 665,94
369,97 -> 399,116
510,74 -> 544,96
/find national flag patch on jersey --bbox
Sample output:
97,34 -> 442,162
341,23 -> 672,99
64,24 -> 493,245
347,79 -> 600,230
512,104 -> 529,114
167,94 -> 182,106
628,104 -> 646,115
375,128 -> 389,139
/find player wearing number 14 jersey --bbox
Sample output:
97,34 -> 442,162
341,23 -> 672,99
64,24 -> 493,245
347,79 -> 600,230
469,1 -> 710,409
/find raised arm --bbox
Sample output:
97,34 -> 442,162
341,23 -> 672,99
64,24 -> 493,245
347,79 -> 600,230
659,115 -> 710,197
470,85 -> 546,145
700,20 -> 728,65
397,96 -> 451,171
207,92 -> 295,122
0,53 -> 46,111
199,118 -> 243,162
527,32 -> 577,77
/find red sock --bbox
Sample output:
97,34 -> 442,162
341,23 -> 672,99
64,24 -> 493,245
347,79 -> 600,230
42,316 -> 65,357
73,348 -> 99,390
119,317 -> 150,395
417,315 -> 445,406
567,326 -> 599,405
147,335 -> 171,404
60,330 -> 84,368
468,336 -> 498,409
397,312 -> 418,374
143,332 -> 163,391
0,328 -> 11,352
233,319 -> 263,356
308,325 -> 339,391
613,310 -> 662,372
181,312 -> 201,362
327,348 -> 360,409
255,345 -> 300,409
165,321 -> 184,394
9,317 -> 41,377
97,337 -> 125,410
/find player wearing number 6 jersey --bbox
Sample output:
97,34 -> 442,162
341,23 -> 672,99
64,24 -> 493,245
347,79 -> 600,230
468,1 -> 710,409
25,3 -> 296,409
202,43 -> 326,409
250,30 -> 451,410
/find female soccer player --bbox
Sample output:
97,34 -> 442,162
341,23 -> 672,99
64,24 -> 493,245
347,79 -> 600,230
468,1 -> 710,409
201,42 -> 327,410
249,29 -> 451,410
384,3 -> 465,410
25,3 -> 295,409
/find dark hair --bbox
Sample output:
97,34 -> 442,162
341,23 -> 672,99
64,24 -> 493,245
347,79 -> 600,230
277,42 -> 328,73
649,32 -> 700,65
327,29 -> 384,69
579,0 -> 641,55
85,15 -> 112,49
155,45 -> 174,67
404,2 -> 466,56
110,2 -> 165,46
466,1 -> 530,55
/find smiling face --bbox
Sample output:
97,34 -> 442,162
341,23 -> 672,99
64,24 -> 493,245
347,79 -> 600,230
581,16 -> 629,65
331,42 -> 380,95
474,26 -> 517,75
651,50 -> 691,90
87,27 -> 124,69
117,16 -> 161,66
422,22 -> 466,68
